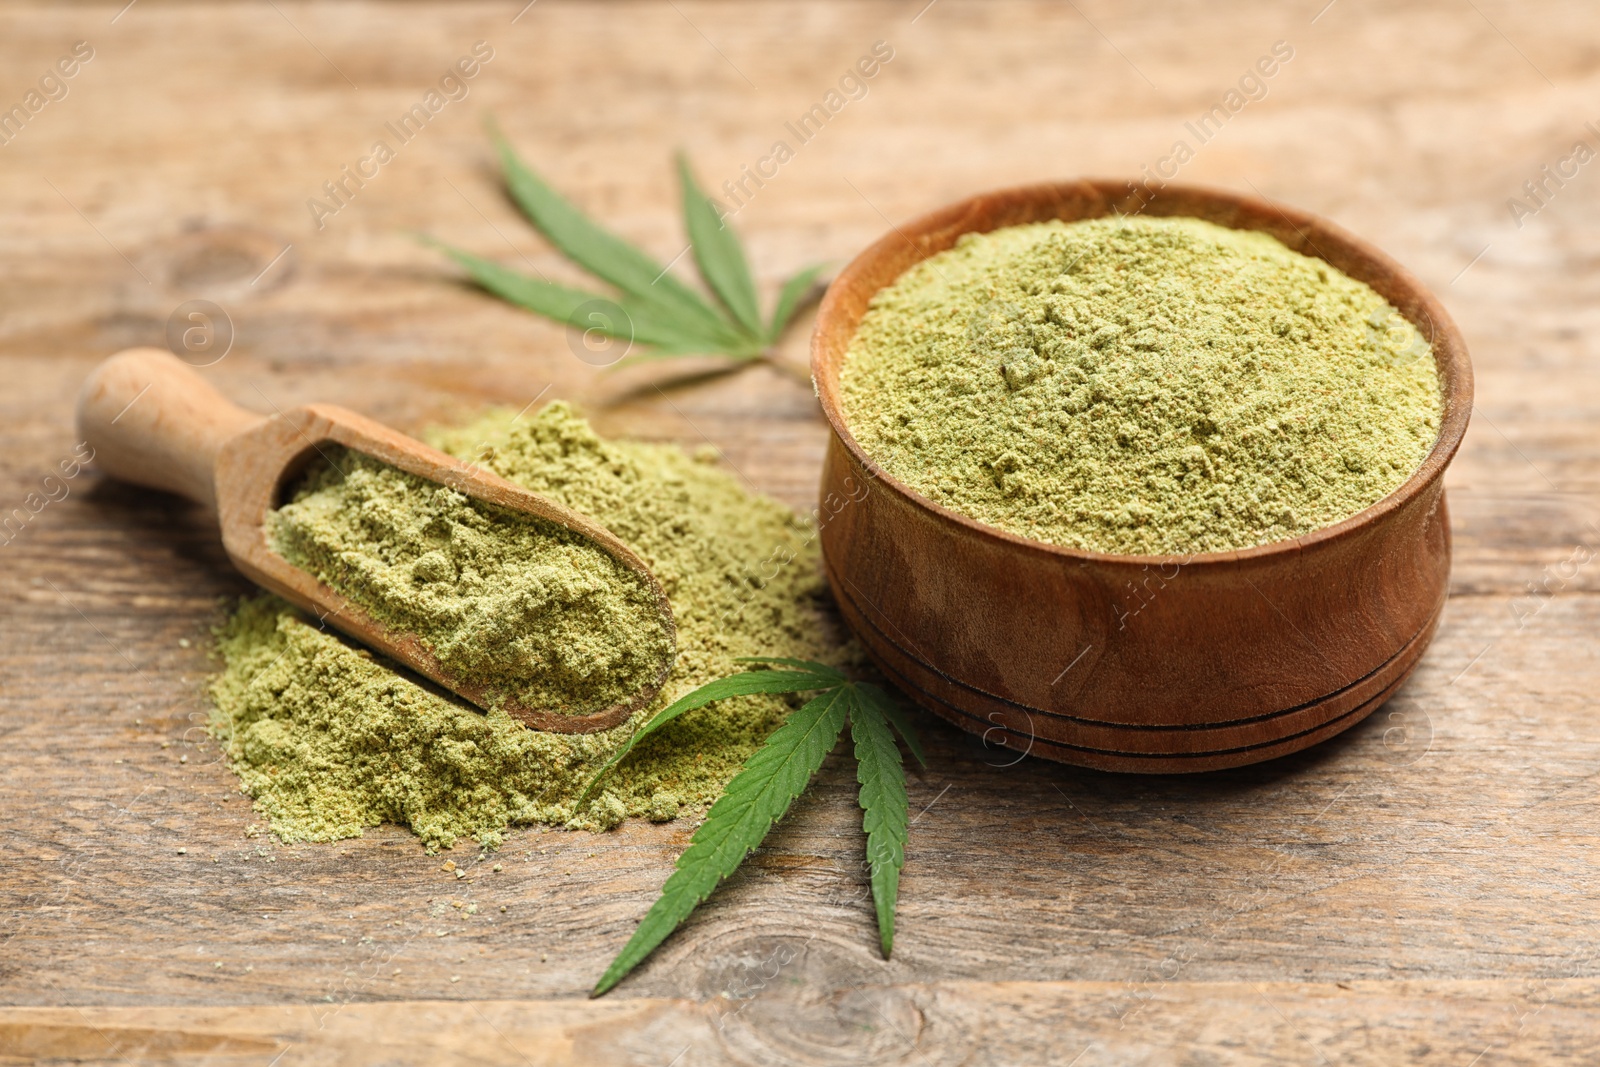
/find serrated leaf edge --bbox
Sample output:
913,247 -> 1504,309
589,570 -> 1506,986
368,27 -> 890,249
849,687 -> 909,959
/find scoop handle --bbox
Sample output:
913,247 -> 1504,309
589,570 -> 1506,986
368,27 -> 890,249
77,347 -> 263,511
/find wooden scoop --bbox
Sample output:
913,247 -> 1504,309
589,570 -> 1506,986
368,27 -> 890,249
77,347 -> 676,733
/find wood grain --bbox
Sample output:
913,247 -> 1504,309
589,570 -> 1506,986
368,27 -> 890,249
5,978 -> 1600,1065
3,0 -> 1600,1063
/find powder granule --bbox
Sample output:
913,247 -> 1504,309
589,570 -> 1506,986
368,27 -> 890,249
840,216 -> 1442,555
209,402 -> 841,850
268,447 -> 673,719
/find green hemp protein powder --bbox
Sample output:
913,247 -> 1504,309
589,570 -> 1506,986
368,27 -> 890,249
210,403 -> 840,849
840,216 -> 1442,555
267,446 -> 672,720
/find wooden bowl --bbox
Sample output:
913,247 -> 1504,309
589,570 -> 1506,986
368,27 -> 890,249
810,180 -> 1472,773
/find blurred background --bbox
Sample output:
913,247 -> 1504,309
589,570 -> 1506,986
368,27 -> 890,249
7,0 -> 1591,510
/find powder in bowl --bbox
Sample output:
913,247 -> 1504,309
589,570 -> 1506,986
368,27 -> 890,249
839,215 -> 1442,555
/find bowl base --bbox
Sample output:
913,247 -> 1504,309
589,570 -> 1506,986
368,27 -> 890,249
832,560 -> 1444,773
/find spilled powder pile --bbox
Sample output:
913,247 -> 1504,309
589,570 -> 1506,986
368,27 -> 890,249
267,446 -> 672,719
841,216 -> 1442,555
210,403 -> 838,849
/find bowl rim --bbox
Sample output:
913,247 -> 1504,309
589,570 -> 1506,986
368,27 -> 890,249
809,178 -> 1474,569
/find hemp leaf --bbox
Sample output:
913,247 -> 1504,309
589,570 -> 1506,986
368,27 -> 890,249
574,659 -> 841,807
848,685 -> 914,958
426,128 -> 826,365
588,662 -> 923,996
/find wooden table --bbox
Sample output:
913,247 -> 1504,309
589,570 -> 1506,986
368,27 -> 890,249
3,1 -> 1598,1062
